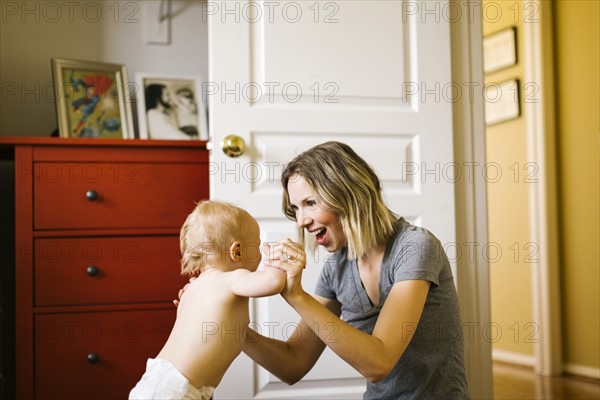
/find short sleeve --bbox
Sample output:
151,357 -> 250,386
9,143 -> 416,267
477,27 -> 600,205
314,261 -> 337,300
391,230 -> 448,287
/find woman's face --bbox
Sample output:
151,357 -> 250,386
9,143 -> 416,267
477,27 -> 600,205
287,174 -> 346,253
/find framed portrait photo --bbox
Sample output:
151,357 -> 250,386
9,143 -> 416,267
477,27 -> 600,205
136,73 -> 208,140
51,58 -> 134,139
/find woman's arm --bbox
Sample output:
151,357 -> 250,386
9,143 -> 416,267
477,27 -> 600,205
242,296 -> 342,385
266,239 -> 430,383
285,280 -> 430,383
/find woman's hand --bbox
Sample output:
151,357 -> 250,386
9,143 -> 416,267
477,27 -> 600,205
173,276 -> 196,307
262,238 -> 306,301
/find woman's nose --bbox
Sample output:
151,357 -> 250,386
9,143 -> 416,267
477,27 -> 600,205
296,211 -> 312,228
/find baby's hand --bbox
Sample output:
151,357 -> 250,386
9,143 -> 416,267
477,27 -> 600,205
262,239 -> 306,301
173,276 -> 196,307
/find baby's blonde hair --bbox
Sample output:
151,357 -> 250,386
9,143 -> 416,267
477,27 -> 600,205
180,200 -> 252,276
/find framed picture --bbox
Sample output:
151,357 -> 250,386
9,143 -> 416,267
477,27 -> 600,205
485,79 -> 521,126
483,27 -> 517,74
136,73 -> 208,140
51,58 -> 134,139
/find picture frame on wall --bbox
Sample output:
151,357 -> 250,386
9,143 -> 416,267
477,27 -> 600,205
136,73 -> 208,140
483,27 -> 518,74
51,58 -> 134,139
485,79 -> 521,126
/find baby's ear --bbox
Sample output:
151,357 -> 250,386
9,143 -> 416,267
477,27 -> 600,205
229,240 -> 241,262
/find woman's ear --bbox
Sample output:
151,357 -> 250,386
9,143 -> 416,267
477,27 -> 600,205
229,240 -> 241,262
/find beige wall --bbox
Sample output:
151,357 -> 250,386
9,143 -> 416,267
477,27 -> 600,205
483,0 -> 534,358
0,0 -> 208,137
555,0 -> 600,373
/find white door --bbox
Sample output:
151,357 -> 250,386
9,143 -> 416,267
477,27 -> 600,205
208,1 -> 456,398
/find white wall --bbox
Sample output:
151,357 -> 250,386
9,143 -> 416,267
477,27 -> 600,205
0,0 -> 208,137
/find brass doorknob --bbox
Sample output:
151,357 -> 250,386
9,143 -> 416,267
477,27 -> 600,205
221,135 -> 245,158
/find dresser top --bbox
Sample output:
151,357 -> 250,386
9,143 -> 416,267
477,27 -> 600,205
0,136 -> 209,149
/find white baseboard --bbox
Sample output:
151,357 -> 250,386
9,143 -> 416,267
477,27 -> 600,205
492,349 -> 535,367
492,350 -> 600,381
564,364 -> 600,380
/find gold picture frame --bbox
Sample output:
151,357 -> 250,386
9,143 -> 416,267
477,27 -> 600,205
51,58 -> 134,139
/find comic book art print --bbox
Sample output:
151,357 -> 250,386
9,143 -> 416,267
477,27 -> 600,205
52,59 -> 133,139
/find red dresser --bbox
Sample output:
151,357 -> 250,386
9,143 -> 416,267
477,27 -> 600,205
0,137 -> 209,399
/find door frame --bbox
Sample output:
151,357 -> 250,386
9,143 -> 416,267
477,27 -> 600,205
523,0 -> 562,376
450,1 -> 493,397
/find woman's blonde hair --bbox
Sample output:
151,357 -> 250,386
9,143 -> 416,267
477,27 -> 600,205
281,142 -> 398,260
179,200 -> 252,276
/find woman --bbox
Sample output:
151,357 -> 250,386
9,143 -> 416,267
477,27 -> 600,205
245,141 -> 469,399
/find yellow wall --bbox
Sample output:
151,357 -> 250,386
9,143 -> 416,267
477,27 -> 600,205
485,0 -> 600,374
484,1 -> 534,358
555,0 -> 600,372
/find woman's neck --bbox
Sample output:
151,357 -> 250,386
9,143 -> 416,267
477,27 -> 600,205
358,244 -> 385,270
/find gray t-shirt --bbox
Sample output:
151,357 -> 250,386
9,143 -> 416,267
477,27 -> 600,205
315,218 -> 469,399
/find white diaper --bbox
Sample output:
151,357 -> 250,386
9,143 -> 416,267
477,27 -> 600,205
129,358 -> 215,400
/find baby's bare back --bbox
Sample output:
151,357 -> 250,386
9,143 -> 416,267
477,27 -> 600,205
157,271 -> 250,389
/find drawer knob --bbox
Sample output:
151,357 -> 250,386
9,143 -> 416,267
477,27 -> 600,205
86,265 -> 99,276
87,353 -> 100,364
86,190 -> 99,201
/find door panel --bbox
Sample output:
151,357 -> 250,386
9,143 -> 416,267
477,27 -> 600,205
255,2 -> 409,102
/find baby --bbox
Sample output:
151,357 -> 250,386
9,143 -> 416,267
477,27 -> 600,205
129,201 -> 286,399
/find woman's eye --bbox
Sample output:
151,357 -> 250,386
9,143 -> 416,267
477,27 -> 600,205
307,200 -> 316,208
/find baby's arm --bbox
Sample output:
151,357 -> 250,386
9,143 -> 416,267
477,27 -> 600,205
229,267 -> 286,298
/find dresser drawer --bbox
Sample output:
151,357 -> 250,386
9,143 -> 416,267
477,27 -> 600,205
35,309 -> 174,400
35,236 -> 188,306
33,162 -> 208,230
